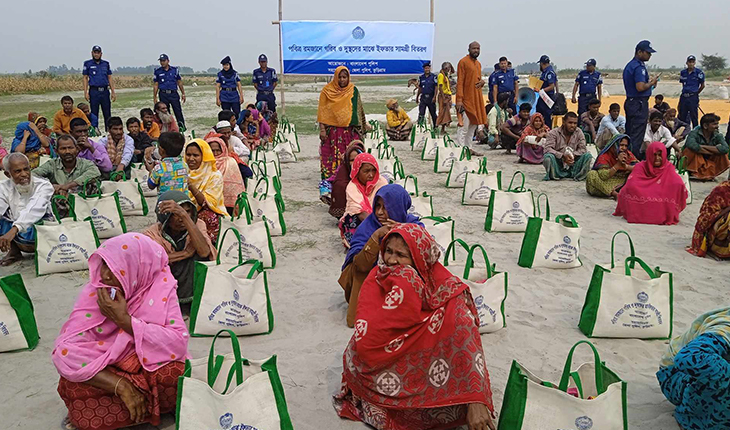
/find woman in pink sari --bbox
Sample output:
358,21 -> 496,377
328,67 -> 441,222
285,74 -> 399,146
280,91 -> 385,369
206,135 -> 245,214
53,234 -> 189,430
339,153 -> 388,248
516,112 -> 549,164
614,141 -> 688,225
251,108 -> 271,142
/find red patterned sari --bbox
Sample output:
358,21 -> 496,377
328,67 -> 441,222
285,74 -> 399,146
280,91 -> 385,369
334,224 -> 493,430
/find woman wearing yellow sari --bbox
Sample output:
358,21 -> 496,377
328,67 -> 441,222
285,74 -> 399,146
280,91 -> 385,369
184,138 -> 227,244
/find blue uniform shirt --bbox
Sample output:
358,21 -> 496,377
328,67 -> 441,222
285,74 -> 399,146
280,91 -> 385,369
82,59 -> 112,87
253,68 -> 277,93
679,67 -> 705,94
216,70 -> 241,88
418,73 -> 438,95
576,70 -> 603,95
153,66 -> 181,91
540,65 -> 557,95
623,57 -> 651,98
493,69 -> 519,93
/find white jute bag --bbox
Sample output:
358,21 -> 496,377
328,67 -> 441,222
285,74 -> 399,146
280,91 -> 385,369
176,331 -> 293,430
420,216 -> 455,258
484,171 -> 533,232
363,137 -> 381,154
250,160 -> 280,186
69,193 -> 126,239
410,126 -> 432,151
189,260 -> 273,336
100,173 -> 148,216
281,119 -> 300,152
408,192 -> 433,218
237,192 -> 286,236
586,143 -> 599,167
377,158 -> 403,183
435,146 -> 468,174
252,148 -> 281,177
677,156 -> 692,204
217,222 -> 276,268
0,274 -> 40,353
446,156 -> 483,188
35,219 -> 99,275
392,174 -> 419,196
252,174 -> 282,199
518,208 -> 582,269
273,134 -> 297,164
497,341 -> 628,430
129,163 -> 156,197
462,160 -> 502,206
579,231 -> 673,339
420,135 -> 448,161
377,145 -> 396,160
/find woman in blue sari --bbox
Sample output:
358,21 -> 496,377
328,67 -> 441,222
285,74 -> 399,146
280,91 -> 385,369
338,184 -> 422,327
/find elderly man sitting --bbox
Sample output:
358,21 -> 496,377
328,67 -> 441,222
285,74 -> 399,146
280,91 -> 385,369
385,99 -> 413,141
33,135 -> 101,197
543,111 -> 593,181
215,120 -> 249,160
0,153 -> 54,265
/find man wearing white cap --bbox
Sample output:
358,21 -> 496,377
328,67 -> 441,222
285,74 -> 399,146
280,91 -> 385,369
153,54 -> 186,130
215,121 -> 249,161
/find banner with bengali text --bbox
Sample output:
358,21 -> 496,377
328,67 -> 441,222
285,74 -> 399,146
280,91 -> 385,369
280,20 -> 434,75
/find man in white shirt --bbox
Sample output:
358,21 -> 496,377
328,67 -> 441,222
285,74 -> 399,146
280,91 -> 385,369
215,120 -> 250,160
595,103 -> 627,149
644,110 -> 679,155
0,153 -> 54,265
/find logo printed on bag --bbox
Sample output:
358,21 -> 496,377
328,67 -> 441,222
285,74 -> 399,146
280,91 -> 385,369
91,208 -> 98,216
497,205 -> 530,226
610,293 -> 664,329
468,181 -> 493,201
474,295 -> 498,325
233,289 -> 239,301
513,202 -> 519,208
563,236 -> 571,244
46,238 -> 92,264
637,292 -> 648,303
383,286 -> 404,310
207,289 -> 261,329
0,322 -> 9,336
428,358 -> 450,387
59,234 -> 68,243
215,412 -> 260,430
224,238 -> 264,261
376,371 -> 401,396
544,237 -> 579,264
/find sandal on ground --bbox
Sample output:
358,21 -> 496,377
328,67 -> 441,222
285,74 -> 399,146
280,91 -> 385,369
61,416 -> 77,430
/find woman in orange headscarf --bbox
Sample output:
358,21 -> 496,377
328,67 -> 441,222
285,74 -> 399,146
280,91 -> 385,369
317,66 -> 368,203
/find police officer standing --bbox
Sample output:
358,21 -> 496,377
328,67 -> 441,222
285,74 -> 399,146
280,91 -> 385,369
416,62 -> 439,127
623,40 -> 660,158
216,56 -> 244,117
82,45 -> 116,131
678,55 -> 705,128
153,54 -> 186,130
534,55 -> 558,128
253,54 -> 278,112
571,59 -> 603,116
491,56 -> 519,113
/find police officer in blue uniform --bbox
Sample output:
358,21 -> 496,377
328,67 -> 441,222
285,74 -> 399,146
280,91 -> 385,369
623,40 -> 660,158
153,54 -> 186,129
253,54 -> 278,112
216,56 -> 244,117
417,62 -> 439,127
678,55 -> 705,128
571,59 -> 603,116
491,56 -> 519,114
82,45 -> 116,130
534,55 -> 558,128
487,63 -> 499,104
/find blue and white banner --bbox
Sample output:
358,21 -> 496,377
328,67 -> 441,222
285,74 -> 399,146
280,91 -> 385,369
280,20 -> 434,75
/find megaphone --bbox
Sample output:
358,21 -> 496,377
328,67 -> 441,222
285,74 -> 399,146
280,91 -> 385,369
518,87 -> 537,108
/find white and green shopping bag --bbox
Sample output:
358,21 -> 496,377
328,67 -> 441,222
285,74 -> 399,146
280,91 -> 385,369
410,125 -> 432,151
462,160 -> 502,206
68,192 -> 126,239
252,147 -> 281,177
497,341 -> 628,430
100,172 -> 149,216
453,244 -> 508,333
237,192 -> 287,236
190,257 -> 273,337
377,158 -> 403,183
273,134 -> 297,164
579,231 -> 673,339
0,274 -> 40,352
420,216 -> 455,258
252,174 -> 283,201
280,118 -> 300,152
518,197 -> 582,269
392,174 -> 419,196
176,330 -> 293,430
447,156 -> 484,188
421,134 -> 448,161
217,221 -> 276,269
435,145 -> 468,174
129,163 -> 156,197
484,171 -> 533,232
35,218 -> 100,276
677,156 -> 692,204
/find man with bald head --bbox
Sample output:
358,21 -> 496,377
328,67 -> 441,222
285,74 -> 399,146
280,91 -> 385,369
0,153 -> 54,265
456,41 -> 487,155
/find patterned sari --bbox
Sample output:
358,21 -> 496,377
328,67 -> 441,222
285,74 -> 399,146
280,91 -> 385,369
334,224 -> 493,430
688,181 -> 730,258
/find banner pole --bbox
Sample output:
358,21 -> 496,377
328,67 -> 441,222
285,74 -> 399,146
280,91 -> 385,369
430,0 -> 434,22
277,0 -> 286,115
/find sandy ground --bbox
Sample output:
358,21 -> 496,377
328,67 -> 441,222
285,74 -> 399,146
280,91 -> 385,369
2,85 -> 730,429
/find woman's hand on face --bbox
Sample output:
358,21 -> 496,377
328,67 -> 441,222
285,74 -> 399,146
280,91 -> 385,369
373,220 -> 398,241
466,403 -> 496,430
117,379 -> 147,423
97,287 -> 131,331
157,200 -> 187,219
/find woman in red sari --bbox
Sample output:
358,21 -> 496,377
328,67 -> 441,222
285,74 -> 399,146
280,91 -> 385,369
334,224 -> 496,430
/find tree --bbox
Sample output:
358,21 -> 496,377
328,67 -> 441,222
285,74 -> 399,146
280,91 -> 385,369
206,67 -> 219,74
700,54 -> 727,71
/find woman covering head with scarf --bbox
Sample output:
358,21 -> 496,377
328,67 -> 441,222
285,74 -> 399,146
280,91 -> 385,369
317,66 -> 367,200
216,56 -> 244,117
586,134 -> 638,198
614,141 -> 687,225
53,234 -> 189,430
205,135 -> 245,214
143,190 -> 216,304
338,184 -> 423,327
184,139 -> 227,243
251,108 -> 271,142
256,100 -> 278,136
12,113 -> 53,168
334,224 -> 496,430
657,308 -> 730,430
328,140 -> 365,219
436,62 -> 454,133
237,109 -> 262,150
516,112 -> 550,164
339,153 -> 388,248
687,180 -> 730,259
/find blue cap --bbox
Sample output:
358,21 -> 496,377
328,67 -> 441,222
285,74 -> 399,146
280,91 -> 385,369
258,54 -> 268,62
158,53 -> 169,61
687,55 -> 696,62
92,45 -> 102,52
423,61 -> 431,67
539,55 -> 550,64
585,58 -> 597,66
635,40 -> 656,53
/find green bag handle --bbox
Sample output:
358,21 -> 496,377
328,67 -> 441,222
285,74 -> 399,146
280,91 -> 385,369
253,177 -> 270,198
464,244 -> 495,279
393,159 -> 405,179
624,256 -> 658,278
235,193 -> 253,222
555,214 -> 579,227
228,259 -> 264,279
207,329 -> 244,391
558,341 -> 605,395
677,156 -> 688,174
51,195 -> 76,221
459,146 -> 471,161
610,231 -> 635,269
477,157 -> 489,174
443,239 -> 471,266
216,228 -> 243,265
443,134 -> 454,147
535,193 -> 550,220
507,171 -> 526,192
400,174 -> 419,195
80,177 -> 102,198
109,171 -> 127,182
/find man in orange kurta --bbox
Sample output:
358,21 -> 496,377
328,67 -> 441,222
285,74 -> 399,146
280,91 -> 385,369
456,41 -> 487,153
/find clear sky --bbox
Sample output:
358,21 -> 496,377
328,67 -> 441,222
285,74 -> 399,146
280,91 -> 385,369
1,0 -> 727,73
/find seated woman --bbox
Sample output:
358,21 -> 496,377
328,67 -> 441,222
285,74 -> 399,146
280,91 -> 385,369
586,134 -> 638,198
687,180 -> 730,259
339,153 -> 388,248
256,101 -> 278,137
334,224 -> 496,430
614,141 -> 687,225
516,112 -> 549,164
329,140 -> 365,219
53,234 -> 189,430
185,139 -> 228,244
681,113 -> 730,180
657,308 -> 730,430
144,190 -> 216,306
251,108 -> 272,143
338,184 -> 422,327
237,109 -> 261,150
11,115 -> 53,169
385,99 -> 413,141
206,136 -> 245,215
